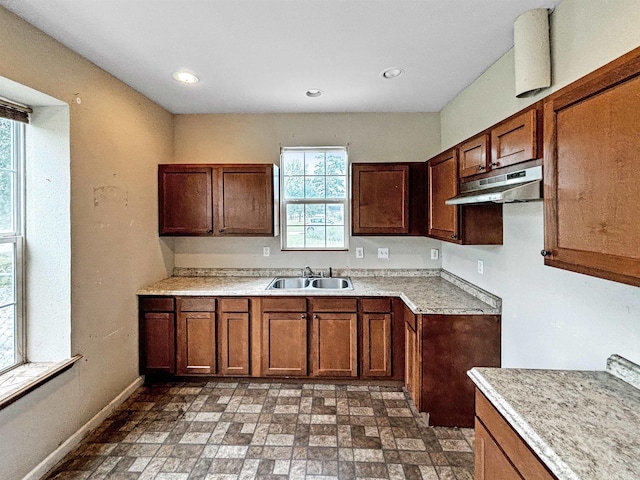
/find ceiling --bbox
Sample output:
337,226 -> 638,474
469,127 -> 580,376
1,0 -> 561,114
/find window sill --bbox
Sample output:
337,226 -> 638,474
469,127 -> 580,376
0,355 -> 82,410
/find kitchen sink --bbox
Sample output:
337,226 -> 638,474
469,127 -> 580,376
266,276 -> 353,290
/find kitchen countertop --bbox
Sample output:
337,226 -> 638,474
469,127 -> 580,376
136,268 -> 501,315
469,355 -> 640,480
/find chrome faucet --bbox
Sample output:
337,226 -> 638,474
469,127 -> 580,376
303,265 -> 315,278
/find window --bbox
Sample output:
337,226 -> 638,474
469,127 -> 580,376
281,147 -> 348,250
0,114 -> 24,373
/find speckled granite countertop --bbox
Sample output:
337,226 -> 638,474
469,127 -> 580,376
136,268 -> 501,315
469,355 -> 640,480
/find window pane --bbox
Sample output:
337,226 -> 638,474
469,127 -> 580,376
283,150 -> 304,176
0,304 -> 15,370
305,225 -> 325,248
326,151 -> 346,175
326,176 -> 346,198
284,177 -> 304,199
0,172 -> 15,233
0,119 -> 12,170
304,177 -> 325,198
0,243 -> 15,307
305,152 -> 325,176
286,225 -> 305,248
326,226 -> 344,248
305,204 -> 325,225
326,204 -> 344,225
286,204 -> 304,226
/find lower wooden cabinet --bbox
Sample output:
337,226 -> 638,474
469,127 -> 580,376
176,297 -> 216,375
218,298 -> 250,376
475,390 -> 557,480
139,297 -> 175,375
403,304 -> 421,410
311,312 -> 358,377
362,298 -> 393,377
262,311 -> 308,376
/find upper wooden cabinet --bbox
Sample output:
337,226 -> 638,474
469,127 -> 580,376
457,108 -> 540,180
428,150 -> 459,241
491,109 -> 538,170
459,134 -> 489,178
352,163 -> 426,235
159,165 -> 213,235
428,149 -> 503,245
158,164 -> 278,236
215,165 -> 278,236
543,46 -> 640,287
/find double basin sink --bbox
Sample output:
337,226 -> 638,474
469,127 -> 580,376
267,276 -> 353,290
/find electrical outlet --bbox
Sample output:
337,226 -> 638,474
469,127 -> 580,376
263,246 -> 270,257
378,247 -> 389,259
430,248 -> 439,260
477,259 -> 484,274
355,247 -> 364,259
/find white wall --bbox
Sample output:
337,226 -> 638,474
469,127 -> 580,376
173,113 -> 443,270
440,0 -> 640,369
0,7 -> 174,479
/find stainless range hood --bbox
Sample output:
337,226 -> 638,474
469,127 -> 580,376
445,166 -> 542,205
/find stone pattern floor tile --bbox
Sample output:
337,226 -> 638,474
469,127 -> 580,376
44,381 -> 475,479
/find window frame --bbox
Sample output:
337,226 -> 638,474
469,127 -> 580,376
0,118 -> 25,375
280,146 -> 350,251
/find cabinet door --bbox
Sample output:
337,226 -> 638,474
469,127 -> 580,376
215,165 -> 274,236
159,165 -> 212,235
475,419 -> 524,480
459,134 -> 489,178
311,313 -> 358,377
219,312 -> 250,375
262,312 -> 307,376
141,312 -> 175,374
352,164 -> 409,235
177,311 -> 216,374
428,149 -> 459,241
362,313 -> 391,377
543,49 -> 640,287
491,109 -> 537,170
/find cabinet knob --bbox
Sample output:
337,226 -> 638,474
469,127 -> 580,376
477,165 -> 485,171
450,234 -> 457,239
540,249 -> 552,257
301,314 -> 306,319
313,314 -> 319,319
219,228 -> 225,233
490,162 -> 500,168
207,229 -> 213,233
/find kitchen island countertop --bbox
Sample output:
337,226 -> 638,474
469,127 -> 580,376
469,355 -> 640,480
137,268 -> 501,315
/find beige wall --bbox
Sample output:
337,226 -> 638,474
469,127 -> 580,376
439,0 -> 640,370
173,113 -> 443,269
0,7 -> 174,479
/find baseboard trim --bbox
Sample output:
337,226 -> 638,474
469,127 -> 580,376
23,376 -> 144,480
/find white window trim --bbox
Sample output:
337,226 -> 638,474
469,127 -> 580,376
0,118 -> 25,375
280,146 -> 350,251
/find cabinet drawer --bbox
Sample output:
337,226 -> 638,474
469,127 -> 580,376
220,298 -> 249,312
361,298 -> 391,313
177,297 -> 216,312
262,297 -> 307,312
140,296 -> 175,312
476,390 -> 556,480
311,298 -> 357,312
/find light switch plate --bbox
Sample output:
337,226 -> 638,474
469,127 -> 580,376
355,247 -> 364,258
430,248 -> 439,260
263,246 -> 270,257
378,247 -> 389,259
477,259 -> 484,274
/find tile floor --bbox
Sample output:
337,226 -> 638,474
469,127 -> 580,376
45,380 -> 475,480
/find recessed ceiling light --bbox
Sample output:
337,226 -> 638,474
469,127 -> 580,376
306,89 -> 323,98
381,67 -> 404,79
172,71 -> 200,84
